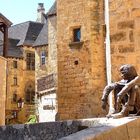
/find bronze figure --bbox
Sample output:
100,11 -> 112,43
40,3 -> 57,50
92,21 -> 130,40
102,64 -> 140,118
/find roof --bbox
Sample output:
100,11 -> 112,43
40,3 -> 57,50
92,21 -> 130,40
34,1 -> 57,47
8,21 -> 44,46
33,22 -> 48,47
7,38 -> 23,58
0,21 -> 44,58
46,1 -> 57,17
0,38 -> 23,58
0,13 -> 12,27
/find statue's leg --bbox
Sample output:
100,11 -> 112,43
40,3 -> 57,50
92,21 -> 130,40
111,86 -> 137,118
106,86 -> 124,118
113,85 -> 123,109
134,85 -> 140,115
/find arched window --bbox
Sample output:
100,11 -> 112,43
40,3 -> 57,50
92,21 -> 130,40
25,84 -> 35,104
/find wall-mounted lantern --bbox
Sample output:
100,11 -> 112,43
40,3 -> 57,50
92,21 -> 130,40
17,98 -> 24,109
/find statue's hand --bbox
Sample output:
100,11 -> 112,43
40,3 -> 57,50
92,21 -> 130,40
101,101 -> 107,110
117,94 -> 122,104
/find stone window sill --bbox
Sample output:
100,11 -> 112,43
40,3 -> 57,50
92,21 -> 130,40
69,41 -> 84,48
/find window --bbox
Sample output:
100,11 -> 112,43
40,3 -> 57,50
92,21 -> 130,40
25,85 -> 35,104
13,92 -> 17,102
13,77 -> 17,85
13,61 -> 17,68
26,53 -> 35,70
41,51 -> 46,65
73,28 -> 81,42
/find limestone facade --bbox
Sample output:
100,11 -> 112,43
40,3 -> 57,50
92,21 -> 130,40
109,0 -> 140,81
0,56 -> 7,125
57,0 -> 106,120
5,46 -> 35,124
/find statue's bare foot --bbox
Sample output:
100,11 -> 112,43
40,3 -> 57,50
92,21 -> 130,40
106,109 -> 120,118
135,110 -> 140,116
111,112 -> 124,119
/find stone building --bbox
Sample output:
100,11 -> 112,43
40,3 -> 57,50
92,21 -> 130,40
109,0 -> 140,81
0,13 -> 12,125
0,56 -> 7,125
35,0 -> 106,121
0,21 -> 43,124
34,0 -> 140,122
34,2 -> 57,122
57,0 -> 106,120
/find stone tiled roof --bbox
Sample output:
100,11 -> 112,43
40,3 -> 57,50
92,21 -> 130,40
46,1 -> 57,17
8,21 -> 44,46
0,21 -> 44,58
33,22 -> 48,47
7,38 -> 23,58
0,38 -> 23,58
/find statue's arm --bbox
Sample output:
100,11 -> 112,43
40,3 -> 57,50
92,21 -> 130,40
102,83 -> 118,102
101,83 -> 117,110
117,76 -> 140,99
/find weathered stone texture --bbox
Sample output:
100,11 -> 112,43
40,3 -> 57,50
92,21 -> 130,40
0,57 -> 7,125
57,0 -> 106,120
0,120 -> 83,140
35,46 -> 48,79
48,16 -> 57,74
109,0 -> 140,81
35,16 -> 57,79
117,20 -> 134,29
110,32 -> 126,43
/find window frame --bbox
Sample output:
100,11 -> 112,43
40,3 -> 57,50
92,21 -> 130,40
13,77 -> 17,86
13,60 -> 17,69
41,51 -> 46,65
73,27 -> 81,42
12,92 -> 17,103
25,85 -> 35,104
26,52 -> 35,70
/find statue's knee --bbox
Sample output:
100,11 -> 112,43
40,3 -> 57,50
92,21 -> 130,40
134,85 -> 140,91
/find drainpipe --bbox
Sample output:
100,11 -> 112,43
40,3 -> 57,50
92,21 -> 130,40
104,0 -> 113,113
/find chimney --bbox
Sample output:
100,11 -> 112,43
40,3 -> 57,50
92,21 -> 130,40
36,3 -> 45,23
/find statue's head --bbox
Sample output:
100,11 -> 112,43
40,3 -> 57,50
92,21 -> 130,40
119,64 -> 138,80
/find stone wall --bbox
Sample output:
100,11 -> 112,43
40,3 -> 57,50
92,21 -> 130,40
0,117 -> 140,140
48,15 -> 57,74
0,56 -> 7,125
109,0 -> 140,81
0,120 -> 84,140
57,0 -> 106,120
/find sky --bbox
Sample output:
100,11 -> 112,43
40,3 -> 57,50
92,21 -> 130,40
0,0 -> 55,25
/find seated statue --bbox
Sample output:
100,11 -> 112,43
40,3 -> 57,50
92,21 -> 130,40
101,64 -> 140,118
116,74 -> 140,118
